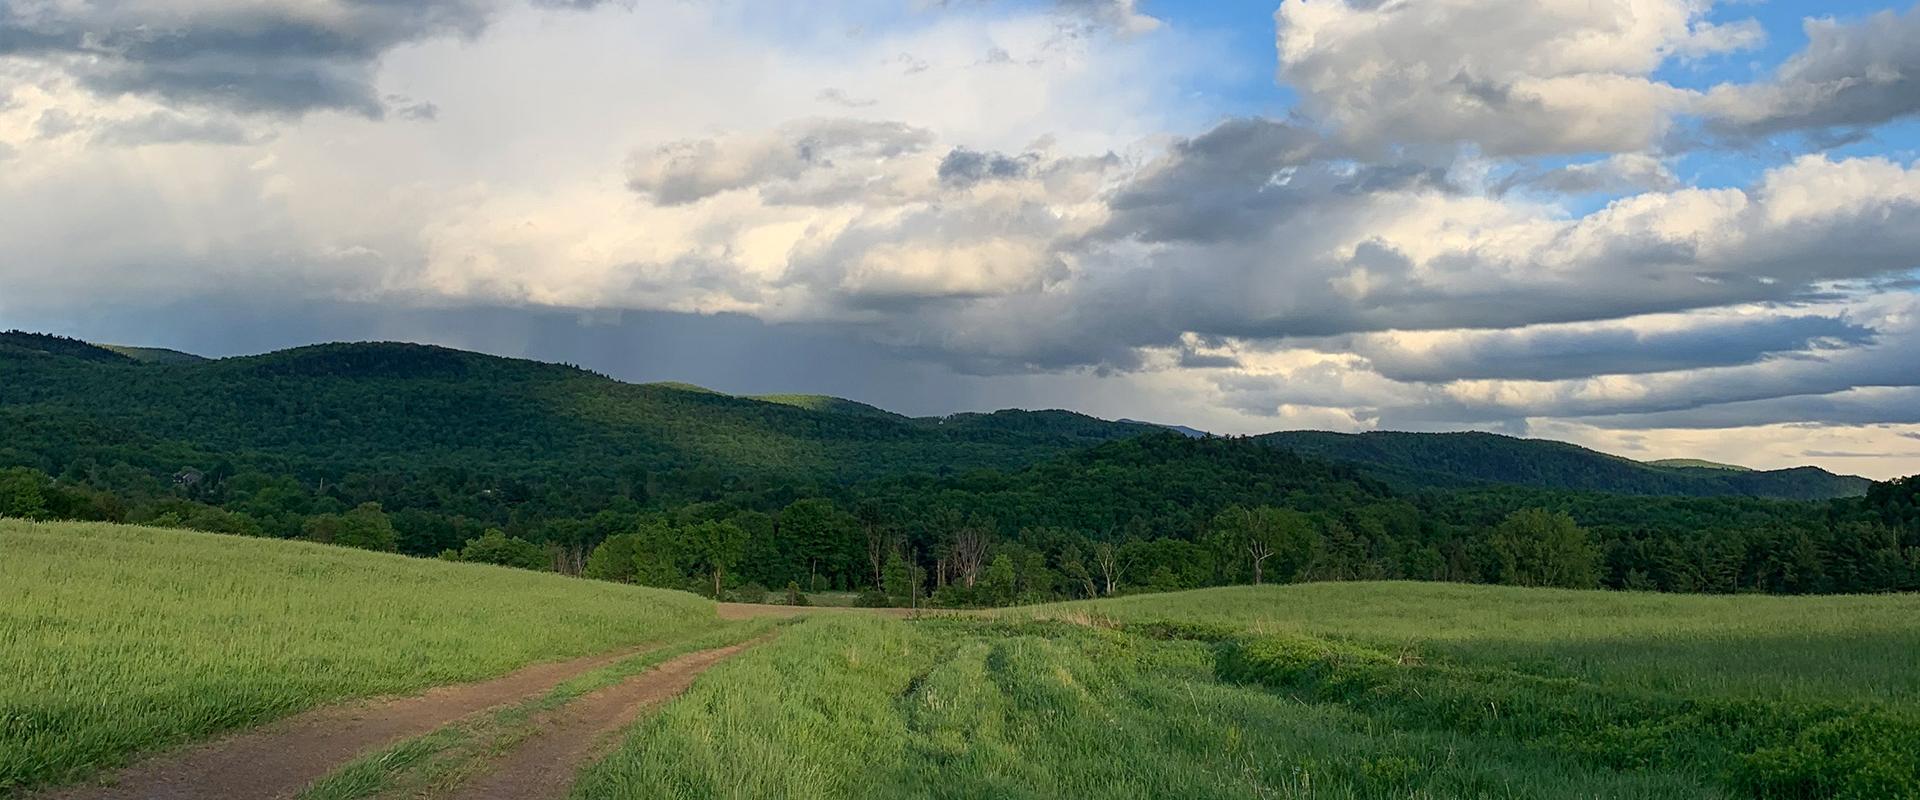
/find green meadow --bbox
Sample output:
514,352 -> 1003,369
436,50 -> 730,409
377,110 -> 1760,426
0,519 -> 719,792
8,520 -> 1919,799
1027,582 -> 1920,708
577,615 -> 1711,799
580,585 -> 1920,800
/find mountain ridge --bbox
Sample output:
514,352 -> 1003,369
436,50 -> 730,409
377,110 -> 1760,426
1256,430 -> 1869,500
0,335 -> 1872,500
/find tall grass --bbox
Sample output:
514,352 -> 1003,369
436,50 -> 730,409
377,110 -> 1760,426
0,519 -> 719,793
1026,582 -> 1920,709
575,616 -> 1719,799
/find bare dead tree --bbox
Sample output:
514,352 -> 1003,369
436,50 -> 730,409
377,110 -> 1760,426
864,518 -> 889,591
548,542 -> 587,576
951,525 -> 990,588
1093,541 -> 1125,596
1248,535 -> 1275,585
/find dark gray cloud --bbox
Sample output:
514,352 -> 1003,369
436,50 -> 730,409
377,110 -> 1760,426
1098,117 -> 1353,244
0,0 -> 606,118
755,115 -> 1914,380
1177,351 -> 1239,369
1804,449 -> 1920,459
1496,154 -> 1679,196
1358,314 -> 1874,383
1703,5 -> 1920,137
1571,388 -> 1920,430
937,147 -> 1037,187
626,118 -> 934,206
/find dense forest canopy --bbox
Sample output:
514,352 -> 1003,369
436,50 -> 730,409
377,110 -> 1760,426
3,331 -> 1914,604
1258,430 -> 1872,499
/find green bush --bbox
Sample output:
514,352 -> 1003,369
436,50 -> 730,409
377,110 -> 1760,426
453,530 -> 548,570
730,582 -> 771,604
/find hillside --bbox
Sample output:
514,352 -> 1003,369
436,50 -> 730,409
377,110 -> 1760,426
750,394 -> 908,421
99,343 -> 209,364
1258,430 -> 1869,500
2,333 -> 1867,503
1116,418 -> 1211,438
1646,458 -> 1751,471
0,518 -> 720,792
0,340 -> 1151,488
0,330 -> 133,363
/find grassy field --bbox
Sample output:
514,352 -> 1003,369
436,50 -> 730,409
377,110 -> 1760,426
0,519 -> 720,793
575,615 -> 1717,799
10,522 -> 1918,799
576,584 -> 1920,799
1024,582 -> 1920,709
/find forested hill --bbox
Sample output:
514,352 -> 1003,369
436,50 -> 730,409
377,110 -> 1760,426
0,332 -> 1869,502
2,332 -> 1913,599
1258,430 -> 1870,500
0,336 -> 1153,486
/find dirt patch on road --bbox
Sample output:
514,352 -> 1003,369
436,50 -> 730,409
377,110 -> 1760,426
716,602 -> 911,619
445,637 -> 767,800
33,644 -> 660,800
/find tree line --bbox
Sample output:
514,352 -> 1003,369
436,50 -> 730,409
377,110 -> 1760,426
3,435 -> 1915,604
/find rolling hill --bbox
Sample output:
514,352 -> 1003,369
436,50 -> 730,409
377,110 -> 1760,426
749,394 -> 908,421
0,331 -> 1871,502
1257,430 -> 1869,500
0,517 -> 721,792
99,344 -> 209,364
1646,458 -> 1752,471
0,335 -> 1152,487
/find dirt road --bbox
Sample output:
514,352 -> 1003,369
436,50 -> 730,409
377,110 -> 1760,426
715,602 -> 913,619
33,644 -> 660,800
445,638 -> 766,800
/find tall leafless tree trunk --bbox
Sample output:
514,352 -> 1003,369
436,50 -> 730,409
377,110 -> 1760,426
1248,537 -> 1274,585
865,519 -> 888,590
952,525 -> 990,588
1094,542 -> 1123,596
548,542 -> 587,576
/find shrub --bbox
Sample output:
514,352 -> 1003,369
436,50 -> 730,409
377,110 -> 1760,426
730,582 -> 772,604
454,530 -> 548,570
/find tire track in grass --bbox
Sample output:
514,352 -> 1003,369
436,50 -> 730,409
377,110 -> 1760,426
442,636 -> 770,800
29,642 -> 671,800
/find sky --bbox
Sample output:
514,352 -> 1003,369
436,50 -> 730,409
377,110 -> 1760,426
3,0 -> 1920,480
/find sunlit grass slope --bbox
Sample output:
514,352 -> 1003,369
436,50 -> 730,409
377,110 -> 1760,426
581,587 -> 1920,799
0,519 -> 719,793
1025,582 -> 1920,708
576,616 -> 1716,799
